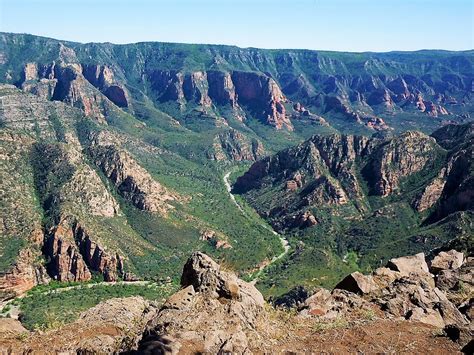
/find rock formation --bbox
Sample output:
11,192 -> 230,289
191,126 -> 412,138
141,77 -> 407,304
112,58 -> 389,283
45,217 -> 124,282
233,133 -> 374,230
1,251 -> 471,353
2,33 -> 472,135
88,131 -> 178,214
366,131 -> 440,196
210,129 -> 264,161
0,297 -> 156,353
137,252 -> 265,353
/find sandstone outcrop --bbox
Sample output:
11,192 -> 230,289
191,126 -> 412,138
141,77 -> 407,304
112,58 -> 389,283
232,71 -> 293,130
334,271 -> 378,295
46,219 -> 92,282
3,33 -> 473,135
148,69 -> 294,130
365,131 -> 440,196
298,251 -> 472,348
138,252 -> 264,353
89,131 -> 178,214
199,230 -> 232,249
82,64 -> 129,107
0,241 -> 49,301
0,297 -> 156,353
207,70 -> 239,109
233,133 -> 374,230
18,57 -> 130,123
386,252 -> 430,275
430,250 -> 465,274
44,217 -> 124,282
413,169 -> 447,211
210,129 -> 264,161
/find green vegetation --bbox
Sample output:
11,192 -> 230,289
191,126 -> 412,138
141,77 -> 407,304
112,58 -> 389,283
18,282 -> 177,331
1,33 -> 472,312
0,237 -> 26,272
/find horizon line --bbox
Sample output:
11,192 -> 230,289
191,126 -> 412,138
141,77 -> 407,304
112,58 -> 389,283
3,31 -> 474,55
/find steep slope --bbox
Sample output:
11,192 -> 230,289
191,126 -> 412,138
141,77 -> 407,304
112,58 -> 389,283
234,122 -> 474,296
1,33 -> 473,140
0,84 -> 285,299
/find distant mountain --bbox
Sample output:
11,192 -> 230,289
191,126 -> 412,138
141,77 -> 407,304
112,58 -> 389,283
1,32 -> 473,142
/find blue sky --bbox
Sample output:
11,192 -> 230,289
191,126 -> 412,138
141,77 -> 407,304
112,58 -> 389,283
1,0 -> 473,52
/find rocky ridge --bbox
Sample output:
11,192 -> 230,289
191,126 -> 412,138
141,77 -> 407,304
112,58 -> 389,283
2,33 -> 472,135
234,123 -> 472,232
210,129 -> 264,161
1,250 -> 471,353
0,84 -> 184,295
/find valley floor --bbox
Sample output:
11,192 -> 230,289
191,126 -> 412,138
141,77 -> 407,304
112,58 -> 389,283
223,170 -> 290,280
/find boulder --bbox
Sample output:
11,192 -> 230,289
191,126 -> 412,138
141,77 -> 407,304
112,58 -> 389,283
138,252 -> 265,353
430,250 -> 464,274
0,319 -> 28,335
334,272 -> 378,295
303,288 -> 332,316
387,253 -> 430,276
273,285 -> 311,309
373,267 -> 401,287
408,307 -> 444,328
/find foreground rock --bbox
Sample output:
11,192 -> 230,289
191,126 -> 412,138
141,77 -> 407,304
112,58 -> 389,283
0,297 -> 155,353
137,252 -> 265,353
430,250 -> 465,274
298,251 -> 472,351
1,252 -> 469,353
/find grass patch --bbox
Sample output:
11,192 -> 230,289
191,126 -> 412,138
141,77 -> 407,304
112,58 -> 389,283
18,282 -> 177,331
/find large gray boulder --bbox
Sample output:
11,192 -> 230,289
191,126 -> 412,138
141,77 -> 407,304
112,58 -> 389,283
334,271 -> 378,295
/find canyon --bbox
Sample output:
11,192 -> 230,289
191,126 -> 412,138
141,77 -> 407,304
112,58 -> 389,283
0,33 -> 472,353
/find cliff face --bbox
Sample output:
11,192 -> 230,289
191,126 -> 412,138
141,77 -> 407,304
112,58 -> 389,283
148,69 -> 293,129
233,133 -> 376,230
88,131 -> 178,214
210,129 -> 264,161
45,217 -> 124,282
19,56 -> 130,124
2,33 -> 471,135
231,71 -> 293,130
234,123 -> 471,232
0,230 -> 48,300
364,131 -> 441,196
0,85 -> 185,291
46,219 -> 92,282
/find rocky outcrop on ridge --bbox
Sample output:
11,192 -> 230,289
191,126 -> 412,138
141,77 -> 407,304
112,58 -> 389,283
45,217 -> 124,282
364,131 -> 441,196
1,251 -> 471,353
2,33 -> 473,135
233,133 -> 375,230
234,124 -> 469,232
140,250 -> 472,352
149,69 -> 293,130
88,131 -> 179,214
137,252 -> 265,353
0,297 -> 156,353
210,129 -> 264,161
19,54 -> 130,123
273,250 -> 473,351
